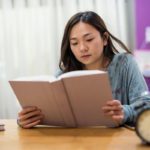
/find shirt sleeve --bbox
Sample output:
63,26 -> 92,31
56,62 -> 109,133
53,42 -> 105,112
121,54 -> 150,126
54,69 -> 63,77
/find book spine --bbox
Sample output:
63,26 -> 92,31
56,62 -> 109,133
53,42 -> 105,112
61,79 -> 78,127
51,80 -> 77,127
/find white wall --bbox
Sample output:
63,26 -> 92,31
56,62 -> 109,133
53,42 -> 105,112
0,0 -> 133,118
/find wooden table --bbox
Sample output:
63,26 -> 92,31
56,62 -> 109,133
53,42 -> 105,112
0,120 -> 149,150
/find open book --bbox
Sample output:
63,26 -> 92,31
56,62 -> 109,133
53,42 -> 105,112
9,70 -> 116,127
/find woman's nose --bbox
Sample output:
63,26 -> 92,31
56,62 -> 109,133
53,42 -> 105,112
79,43 -> 88,52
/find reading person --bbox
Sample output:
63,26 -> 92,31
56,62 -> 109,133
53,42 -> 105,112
17,11 -> 150,128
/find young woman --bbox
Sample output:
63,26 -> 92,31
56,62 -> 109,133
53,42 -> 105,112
17,11 -> 150,128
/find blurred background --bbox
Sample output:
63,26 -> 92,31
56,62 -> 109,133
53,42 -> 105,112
0,0 -> 150,119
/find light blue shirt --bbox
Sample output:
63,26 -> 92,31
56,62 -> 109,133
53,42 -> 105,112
56,53 -> 150,126
107,53 -> 150,126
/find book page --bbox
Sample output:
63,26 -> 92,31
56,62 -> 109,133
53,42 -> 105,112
62,72 -> 116,127
11,75 -> 58,82
58,70 -> 106,79
9,80 -> 66,126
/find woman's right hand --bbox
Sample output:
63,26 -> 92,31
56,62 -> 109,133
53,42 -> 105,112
18,106 -> 44,129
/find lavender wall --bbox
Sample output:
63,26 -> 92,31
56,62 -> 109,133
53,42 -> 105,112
135,0 -> 150,50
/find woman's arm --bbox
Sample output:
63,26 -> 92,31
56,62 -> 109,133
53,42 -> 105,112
103,54 -> 150,126
119,54 -> 150,126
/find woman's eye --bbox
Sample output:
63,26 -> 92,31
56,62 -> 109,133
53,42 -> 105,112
71,43 -> 78,46
86,38 -> 94,42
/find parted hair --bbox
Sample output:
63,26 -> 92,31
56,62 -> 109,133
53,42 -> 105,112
59,11 -> 131,72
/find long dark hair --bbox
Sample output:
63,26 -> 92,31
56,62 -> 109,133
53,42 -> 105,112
59,11 -> 131,72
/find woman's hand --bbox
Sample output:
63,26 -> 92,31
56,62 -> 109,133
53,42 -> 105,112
102,100 -> 124,126
18,106 -> 44,129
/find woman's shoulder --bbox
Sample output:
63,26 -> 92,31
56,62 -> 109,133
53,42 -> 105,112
113,52 -> 133,61
108,52 -> 137,72
112,52 -> 135,66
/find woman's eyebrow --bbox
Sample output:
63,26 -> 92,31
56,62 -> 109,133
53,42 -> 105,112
83,33 -> 92,37
70,33 -> 92,40
70,37 -> 77,41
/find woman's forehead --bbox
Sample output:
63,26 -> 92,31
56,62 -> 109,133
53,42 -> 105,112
70,22 -> 98,39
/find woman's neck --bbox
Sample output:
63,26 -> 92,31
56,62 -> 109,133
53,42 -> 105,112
84,57 -> 110,71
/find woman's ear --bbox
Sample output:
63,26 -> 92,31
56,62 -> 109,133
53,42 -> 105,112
103,32 -> 109,46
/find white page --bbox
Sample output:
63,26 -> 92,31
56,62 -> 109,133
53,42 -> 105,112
11,75 -> 58,82
58,70 -> 106,80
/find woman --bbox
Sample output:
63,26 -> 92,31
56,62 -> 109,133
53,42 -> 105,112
17,11 -> 150,128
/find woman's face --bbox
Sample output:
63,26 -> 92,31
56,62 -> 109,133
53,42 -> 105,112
69,22 -> 107,70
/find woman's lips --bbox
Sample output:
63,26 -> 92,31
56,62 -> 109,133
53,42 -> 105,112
81,54 -> 91,59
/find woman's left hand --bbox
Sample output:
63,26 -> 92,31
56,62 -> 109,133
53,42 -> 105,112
102,100 -> 124,125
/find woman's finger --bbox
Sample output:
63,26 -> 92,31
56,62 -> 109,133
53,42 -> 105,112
103,107 -> 123,115
20,114 -> 44,127
23,120 -> 41,129
112,115 -> 124,122
106,100 -> 121,106
18,106 -> 37,116
19,109 -> 42,122
102,105 -> 122,112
